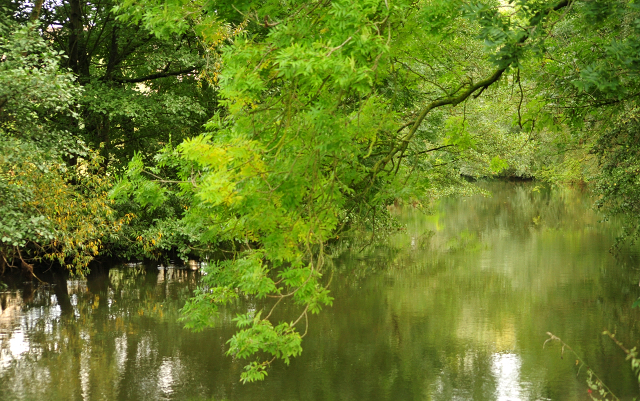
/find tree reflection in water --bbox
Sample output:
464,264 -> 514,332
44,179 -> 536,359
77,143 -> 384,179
1,182 -> 640,400
0,264 -> 202,400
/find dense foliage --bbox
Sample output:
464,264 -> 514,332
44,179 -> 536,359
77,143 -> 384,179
3,0 -> 640,382
0,17 -> 122,275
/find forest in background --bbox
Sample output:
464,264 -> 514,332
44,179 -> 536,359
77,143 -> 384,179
2,0 -> 640,382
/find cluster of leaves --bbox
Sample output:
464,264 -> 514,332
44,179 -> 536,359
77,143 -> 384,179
0,141 -> 125,275
0,15 -> 81,152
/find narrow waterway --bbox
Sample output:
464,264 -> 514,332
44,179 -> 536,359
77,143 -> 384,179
2,181 -> 640,400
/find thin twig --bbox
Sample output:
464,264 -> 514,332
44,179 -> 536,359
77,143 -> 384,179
326,36 -> 352,57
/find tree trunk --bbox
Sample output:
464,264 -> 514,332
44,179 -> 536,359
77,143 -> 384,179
68,0 -> 90,78
29,0 -> 44,22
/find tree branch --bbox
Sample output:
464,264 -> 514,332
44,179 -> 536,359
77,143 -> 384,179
370,68 -> 506,178
326,36 -> 352,57
410,144 -> 455,156
112,66 -> 198,83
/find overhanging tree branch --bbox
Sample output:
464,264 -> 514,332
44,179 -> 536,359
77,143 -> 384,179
370,68 -> 506,177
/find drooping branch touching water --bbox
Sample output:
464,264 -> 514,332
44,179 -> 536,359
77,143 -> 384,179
543,331 -> 640,400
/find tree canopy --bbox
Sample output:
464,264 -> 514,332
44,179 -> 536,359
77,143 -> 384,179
3,0 -> 640,382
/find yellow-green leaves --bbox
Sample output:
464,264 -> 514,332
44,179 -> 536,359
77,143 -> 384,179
113,0 -> 207,39
179,135 -> 266,207
490,156 -> 509,174
114,0 -> 409,380
1,141 -> 122,276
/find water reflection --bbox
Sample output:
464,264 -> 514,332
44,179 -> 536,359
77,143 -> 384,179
491,353 -> 522,401
0,265 -> 202,401
1,182 -> 640,400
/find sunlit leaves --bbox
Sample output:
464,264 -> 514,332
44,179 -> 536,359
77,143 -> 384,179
179,286 -> 238,331
113,0 -> 210,38
490,156 -> 509,174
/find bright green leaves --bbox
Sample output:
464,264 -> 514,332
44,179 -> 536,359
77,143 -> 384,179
113,0 -> 212,38
228,317 -> 303,383
490,156 -> 509,174
132,0 -> 401,379
277,265 -> 334,312
235,257 -> 278,297
214,0 -> 392,114
178,257 -> 330,384
274,43 -> 322,79
179,135 -> 265,208
179,286 -> 238,332
205,254 -> 278,298
217,38 -> 269,114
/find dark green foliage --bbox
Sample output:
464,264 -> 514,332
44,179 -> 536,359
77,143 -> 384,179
7,0 -> 218,171
593,108 -> 640,244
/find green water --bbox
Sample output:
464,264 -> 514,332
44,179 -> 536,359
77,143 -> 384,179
2,181 -> 640,400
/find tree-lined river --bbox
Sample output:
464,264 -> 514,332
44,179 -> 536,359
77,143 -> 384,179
2,182 -> 640,400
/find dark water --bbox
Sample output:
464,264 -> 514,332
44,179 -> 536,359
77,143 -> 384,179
2,182 -> 640,400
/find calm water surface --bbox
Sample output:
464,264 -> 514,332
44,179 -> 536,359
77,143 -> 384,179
2,182 -> 640,400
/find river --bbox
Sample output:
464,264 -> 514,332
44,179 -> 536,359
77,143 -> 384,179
1,181 -> 640,400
